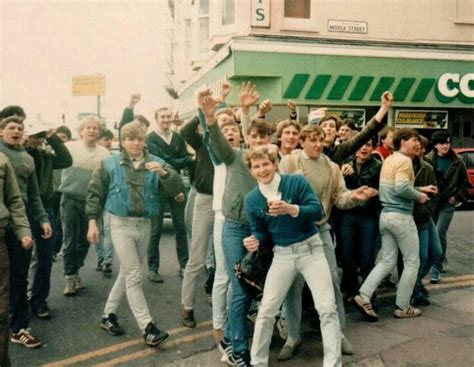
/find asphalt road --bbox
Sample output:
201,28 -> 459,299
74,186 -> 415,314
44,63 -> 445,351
9,209 -> 474,367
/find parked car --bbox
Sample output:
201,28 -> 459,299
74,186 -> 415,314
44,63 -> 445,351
453,147 -> 474,205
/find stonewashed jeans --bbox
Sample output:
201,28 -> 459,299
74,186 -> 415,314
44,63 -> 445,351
222,220 -> 252,353
61,195 -> 90,276
251,234 -> 341,367
283,223 -> 346,342
360,211 -> 420,309
181,193 -> 214,309
104,215 -> 153,332
94,211 -> 114,266
212,214 -> 231,330
433,203 -> 455,270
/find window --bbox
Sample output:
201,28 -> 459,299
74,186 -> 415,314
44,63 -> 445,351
222,0 -> 235,25
199,18 -> 209,53
199,0 -> 209,15
284,0 -> 310,19
184,19 -> 192,60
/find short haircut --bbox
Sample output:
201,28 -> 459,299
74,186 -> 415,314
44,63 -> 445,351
154,107 -> 170,120
248,118 -> 274,137
215,107 -> 236,120
99,129 -> 114,140
55,125 -> 72,140
121,121 -> 146,141
299,124 -> 325,142
245,145 -> 279,168
0,105 -> 26,120
417,135 -> 429,148
77,115 -> 103,134
378,126 -> 396,142
392,128 -> 419,151
135,115 -> 151,128
276,119 -> 301,138
431,131 -> 452,145
0,116 -> 24,129
340,119 -> 356,130
319,114 -> 342,131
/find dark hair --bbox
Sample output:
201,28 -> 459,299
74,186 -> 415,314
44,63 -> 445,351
248,118 -> 274,137
0,116 -> 24,129
431,131 -> 452,145
340,119 -> 356,131
55,125 -> 72,140
276,119 -> 301,138
417,135 -> 429,148
378,126 -> 396,143
135,115 -> 151,128
100,129 -> 114,140
319,114 -> 342,131
392,128 -> 419,151
0,105 -> 26,120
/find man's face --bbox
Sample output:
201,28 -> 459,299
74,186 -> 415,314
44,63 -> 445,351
56,132 -> 69,143
414,140 -> 425,159
356,141 -> 374,162
301,133 -> 325,159
280,125 -> 300,152
80,122 -> 100,144
435,140 -> 451,157
26,133 -> 45,149
401,136 -> 419,158
221,124 -> 241,148
122,135 -> 146,158
98,137 -> 112,150
320,119 -> 338,145
338,125 -> 352,142
383,130 -> 394,150
156,109 -> 172,131
249,156 -> 277,185
247,128 -> 271,148
2,122 -> 24,147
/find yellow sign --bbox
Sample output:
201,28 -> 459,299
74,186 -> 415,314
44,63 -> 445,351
395,110 -> 448,129
72,75 -> 106,96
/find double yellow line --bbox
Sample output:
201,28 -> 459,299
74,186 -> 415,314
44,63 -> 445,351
43,275 -> 474,367
43,320 -> 213,367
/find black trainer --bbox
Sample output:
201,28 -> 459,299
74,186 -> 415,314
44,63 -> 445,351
34,306 -> 51,320
100,313 -> 124,336
143,322 -> 169,346
230,349 -> 251,367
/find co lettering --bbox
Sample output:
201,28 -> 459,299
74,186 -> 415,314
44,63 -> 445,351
436,73 -> 474,104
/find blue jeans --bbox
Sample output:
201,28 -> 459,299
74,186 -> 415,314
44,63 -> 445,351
222,220 -> 252,353
148,192 -> 188,272
94,212 -> 114,266
339,212 -> 378,297
360,211 -> 419,309
61,195 -> 90,276
433,203 -> 455,270
413,218 -> 442,297
30,208 -> 55,312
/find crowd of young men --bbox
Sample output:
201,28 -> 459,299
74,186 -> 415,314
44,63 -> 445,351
0,80 -> 470,367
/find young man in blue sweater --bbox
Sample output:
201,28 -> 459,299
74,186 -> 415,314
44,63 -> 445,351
244,145 -> 341,367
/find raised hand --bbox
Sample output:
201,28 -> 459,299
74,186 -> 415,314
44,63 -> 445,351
287,100 -> 297,112
201,95 -> 220,125
258,99 -> 273,117
381,91 -> 394,110
239,81 -> 260,113
129,94 -> 141,109
197,86 -> 213,108
219,81 -> 232,103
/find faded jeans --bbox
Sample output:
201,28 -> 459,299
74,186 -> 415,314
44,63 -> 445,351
251,234 -> 341,367
360,211 -> 419,309
104,215 -> 153,332
433,203 -> 455,270
181,193 -> 214,309
212,214 -> 231,330
94,211 -> 114,266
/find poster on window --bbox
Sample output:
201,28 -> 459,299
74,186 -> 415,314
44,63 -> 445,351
395,110 -> 448,129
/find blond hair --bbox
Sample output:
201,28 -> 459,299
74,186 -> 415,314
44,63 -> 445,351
121,120 -> 147,141
245,145 -> 279,168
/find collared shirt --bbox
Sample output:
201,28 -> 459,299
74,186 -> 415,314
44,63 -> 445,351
131,153 -> 144,169
258,173 -> 281,202
154,129 -> 173,145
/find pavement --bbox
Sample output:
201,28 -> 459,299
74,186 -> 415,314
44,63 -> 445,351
162,282 -> 474,367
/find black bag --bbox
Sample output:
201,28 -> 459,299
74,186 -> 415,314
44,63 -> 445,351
234,245 -> 273,300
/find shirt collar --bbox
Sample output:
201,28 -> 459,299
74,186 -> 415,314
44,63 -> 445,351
258,173 -> 281,201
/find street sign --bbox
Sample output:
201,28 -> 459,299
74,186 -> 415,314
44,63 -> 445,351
72,75 -> 106,96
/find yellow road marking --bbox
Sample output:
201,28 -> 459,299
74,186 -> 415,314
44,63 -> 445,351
92,330 -> 214,367
42,320 -> 212,367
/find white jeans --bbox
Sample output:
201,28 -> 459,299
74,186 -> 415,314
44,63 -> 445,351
104,215 -> 152,332
181,193 -> 214,308
211,214 -> 231,330
251,234 -> 341,367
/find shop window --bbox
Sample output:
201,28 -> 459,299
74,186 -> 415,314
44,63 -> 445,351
284,0 -> 310,19
222,0 -> 235,25
464,120 -> 472,138
452,121 -> 460,137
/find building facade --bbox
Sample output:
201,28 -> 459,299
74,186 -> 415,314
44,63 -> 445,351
170,0 -> 473,147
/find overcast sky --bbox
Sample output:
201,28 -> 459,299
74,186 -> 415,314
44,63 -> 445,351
1,1 -> 173,133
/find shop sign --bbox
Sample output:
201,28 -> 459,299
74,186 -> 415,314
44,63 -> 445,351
251,0 -> 270,28
324,108 -> 366,128
328,20 -> 367,34
395,110 -> 448,129
72,75 -> 106,96
436,73 -> 474,104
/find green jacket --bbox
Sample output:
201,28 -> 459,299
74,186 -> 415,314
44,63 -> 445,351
413,158 -> 439,227
208,123 -> 257,224
425,149 -> 471,209
0,153 -> 31,239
